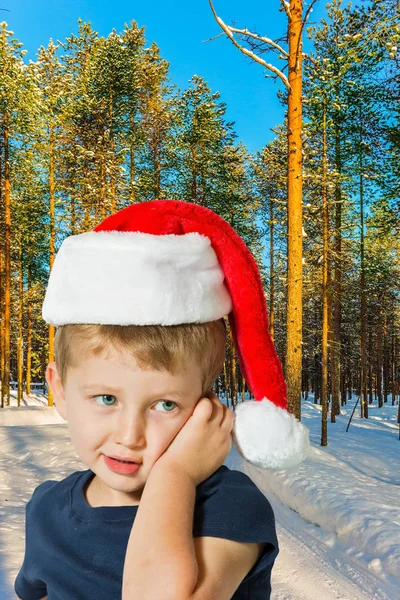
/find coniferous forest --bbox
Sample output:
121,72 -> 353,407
0,0 -> 399,446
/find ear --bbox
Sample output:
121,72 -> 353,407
45,362 -> 67,421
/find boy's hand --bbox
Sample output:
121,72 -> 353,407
155,392 -> 235,487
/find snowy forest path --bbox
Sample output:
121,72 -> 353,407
226,447 -> 399,600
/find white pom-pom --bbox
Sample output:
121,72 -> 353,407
232,398 -> 310,469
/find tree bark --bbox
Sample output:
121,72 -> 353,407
269,196 -> 275,342
26,264 -> 32,395
285,0 -> 303,420
2,118 -> 11,407
333,120 -> 342,413
359,106 -> 367,418
48,121 -> 55,407
17,238 -> 23,406
321,98 -> 329,444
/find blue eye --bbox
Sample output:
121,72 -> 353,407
93,395 -> 117,406
154,401 -> 177,413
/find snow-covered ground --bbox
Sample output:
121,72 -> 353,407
1,391 -> 399,599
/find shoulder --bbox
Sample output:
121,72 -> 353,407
194,465 -> 278,547
192,466 -> 279,596
26,470 -> 87,513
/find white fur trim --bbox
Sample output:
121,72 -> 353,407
232,398 -> 310,469
42,231 -> 232,326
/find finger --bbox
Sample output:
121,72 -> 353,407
221,405 -> 235,430
207,393 -> 225,425
193,396 -> 214,422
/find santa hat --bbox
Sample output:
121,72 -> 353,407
42,200 -> 310,469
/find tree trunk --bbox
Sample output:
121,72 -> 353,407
2,118 -> 11,407
191,147 -> 198,202
359,106 -> 367,418
269,197 -> 275,341
17,239 -> 23,406
48,121 -> 56,407
391,322 -> 396,405
130,111 -> 136,203
376,292 -> 383,407
109,87 -> 117,213
327,268 -> 335,420
321,98 -> 328,444
0,225 -> 4,408
153,126 -> 161,199
368,323 -> 373,404
383,308 -> 389,403
314,353 -> 321,404
26,264 -> 32,395
285,0 -> 303,420
333,119 -> 342,419
230,329 -> 237,409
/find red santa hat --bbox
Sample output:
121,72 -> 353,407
42,200 -> 310,469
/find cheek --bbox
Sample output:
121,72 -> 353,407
149,414 -> 191,461
66,403 -> 100,447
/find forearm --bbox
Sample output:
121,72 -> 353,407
121,461 -> 198,600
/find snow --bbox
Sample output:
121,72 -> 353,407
1,391 -> 399,600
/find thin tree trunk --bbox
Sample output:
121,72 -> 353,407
359,106 -> 368,418
100,158 -> 106,222
314,352 -> 321,404
230,329 -> 237,409
17,238 -> 23,406
26,264 -> 32,395
383,307 -> 389,403
333,119 -> 342,420
191,147 -> 198,202
368,323 -> 373,404
286,0 -> 303,420
2,118 -> 11,407
327,270 -> 335,420
269,197 -> 275,341
0,226 -> 4,407
48,121 -> 56,406
109,87 -> 117,213
392,333 -> 400,405
153,126 -> 161,199
391,323 -> 396,405
223,360 -> 228,404
377,293 -> 383,408
130,111 -> 136,203
321,98 -> 329,444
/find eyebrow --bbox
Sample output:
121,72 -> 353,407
81,384 -> 187,398
82,384 -> 123,393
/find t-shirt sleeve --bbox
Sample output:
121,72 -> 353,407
14,483 -> 52,600
193,466 -> 279,580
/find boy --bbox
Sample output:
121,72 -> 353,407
15,200 -> 309,600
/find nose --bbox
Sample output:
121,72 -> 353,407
114,407 -> 146,450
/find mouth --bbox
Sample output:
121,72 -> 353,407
107,455 -> 141,464
104,455 -> 142,475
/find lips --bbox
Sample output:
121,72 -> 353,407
104,455 -> 141,475
107,455 -> 141,464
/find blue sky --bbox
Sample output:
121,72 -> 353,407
9,1 -> 337,153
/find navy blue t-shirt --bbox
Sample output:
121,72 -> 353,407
14,465 -> 278,600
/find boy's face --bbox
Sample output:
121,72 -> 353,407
46,348 -> 203,506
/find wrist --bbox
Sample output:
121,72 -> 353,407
151,455 -> 198,488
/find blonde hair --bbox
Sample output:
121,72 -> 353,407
54,320 -> 227,396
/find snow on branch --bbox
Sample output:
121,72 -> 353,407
280,0 -> 291,20
208,0 -> 290,90
228,27 -> 289,58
